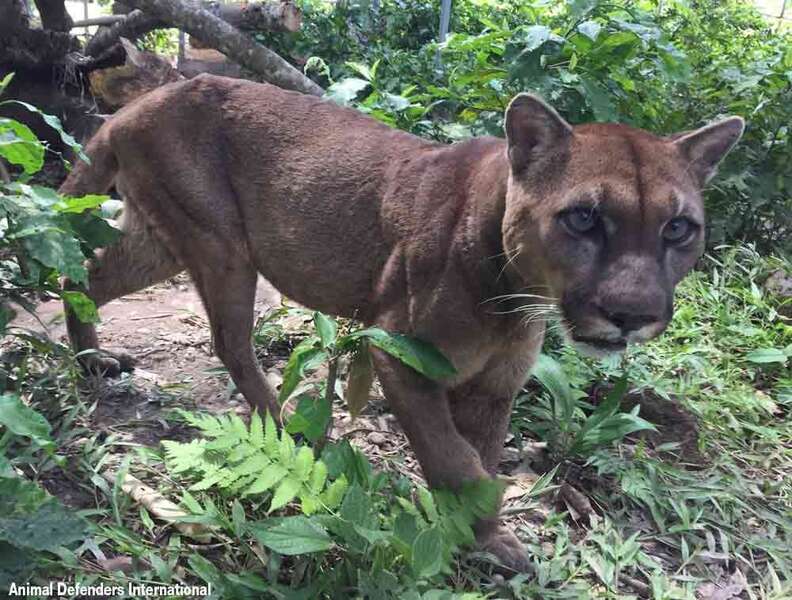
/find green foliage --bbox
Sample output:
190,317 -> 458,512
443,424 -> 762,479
290,0 -> 790,253
0,392 -> 54,451
0,80 -> 119,337
521,354 -> 656,457
162,410 -> 346,514
276,310 -> 455,441
159,406 -> 504,597
0,475 -> 88,590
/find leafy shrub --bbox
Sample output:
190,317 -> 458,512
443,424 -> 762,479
515,354 -> 655,458
0,73 -> 118,335
161,407 -> 502,598
289,0 -> 791,253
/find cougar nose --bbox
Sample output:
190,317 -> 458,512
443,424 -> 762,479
598,306 -> 660,334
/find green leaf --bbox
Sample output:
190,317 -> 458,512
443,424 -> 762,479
62,290 -> 99,324
340,484 -> 373,525
278,338 -> 326,403
349,328 -> 456,380
293,446 -> 315,482
1,100 -> 89,162
586,376 -> 629,430
411,527 -> 445,578
250,516 -> 332,555
346,61 -> 373,81
313,312 -> 338,348
21,226 -> 87,284
521,25 -> 556,53
321,475 -> 349,509
0,541 -> 35,591
285,395 -> 331,442
65,211 -> 121,249
54,194 -> 108,213
532,354 -> 576,425
0,477 -> 87,551
578,77 -> 618,121
745,348 -> 788,364
577,20 -> 602,41
0,118 -> 44,174
269,476 -> 302,512
263,412 -> 279,455
0,72 -> 14,94
244,465 -> 288,496
308,461 -> 328,495
248,411 -> 264,448
416,486 -> 439,523
0,393 -> 53,449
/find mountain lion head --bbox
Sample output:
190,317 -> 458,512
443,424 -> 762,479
500,94 -> 744,356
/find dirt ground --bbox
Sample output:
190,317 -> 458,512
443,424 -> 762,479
13,274 -> 280,407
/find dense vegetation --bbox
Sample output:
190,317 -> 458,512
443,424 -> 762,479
0,0 -> 789,599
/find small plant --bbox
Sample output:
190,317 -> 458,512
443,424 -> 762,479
518,353 -> 656,458
162,410 -> 348,515
277,310 -> 456,442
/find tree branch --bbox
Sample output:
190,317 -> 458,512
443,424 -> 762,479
121,0 -> 323,96
84,9 -> 160,58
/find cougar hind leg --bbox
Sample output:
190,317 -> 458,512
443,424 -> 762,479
65,205 -> 183,376
190,261 -> 281,420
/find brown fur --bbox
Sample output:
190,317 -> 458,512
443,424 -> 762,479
59,75 -> 743,571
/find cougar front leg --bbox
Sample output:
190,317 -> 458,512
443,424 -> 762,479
449,379 -> 529,573
373,350 -> 533,571
447,344 -> 543,573
372,350 -> 490,486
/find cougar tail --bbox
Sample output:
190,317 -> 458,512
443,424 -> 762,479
58,125 -> 118,196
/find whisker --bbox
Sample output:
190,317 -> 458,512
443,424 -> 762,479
495,246 -> 521,283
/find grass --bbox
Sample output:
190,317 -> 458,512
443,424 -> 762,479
0,243 -> 789,599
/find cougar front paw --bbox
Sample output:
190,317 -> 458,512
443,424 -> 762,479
478,526 -> 534,574
80,351 -> 136,377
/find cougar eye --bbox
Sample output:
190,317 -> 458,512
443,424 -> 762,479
561,206 -> 599,234
663,217 -> 696,244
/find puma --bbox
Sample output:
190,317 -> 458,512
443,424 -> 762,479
59,74 -> 743,571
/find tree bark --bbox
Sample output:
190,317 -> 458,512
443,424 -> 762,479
121,0 -> 323,96
34,0 -> 74,31
84,9 -> 161,58
115,1 -> 302,33
0,0 -> 29,40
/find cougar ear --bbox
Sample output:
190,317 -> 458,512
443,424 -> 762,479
504,93 -> 572,173
672,116 -> 745,186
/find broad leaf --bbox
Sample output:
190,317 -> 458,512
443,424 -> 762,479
0,118 -> 44,174
278,337 -> 326,403
250,516 -> 332,555
326,78 -> 370,106
347,328 -> 456,380
285,395 -> 331,442
0,477 -> 87,551
745,348 -> 787,364
0,393 -> 53,449
411,527 -> 445,577
313,312 -> 338,348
